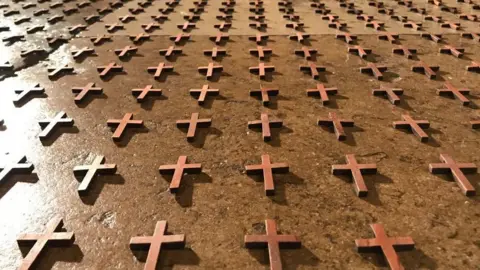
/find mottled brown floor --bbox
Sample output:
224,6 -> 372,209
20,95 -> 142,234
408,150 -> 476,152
0,0 -> 479,269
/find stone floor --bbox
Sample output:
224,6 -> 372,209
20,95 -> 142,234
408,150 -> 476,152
0,0 -> 479,269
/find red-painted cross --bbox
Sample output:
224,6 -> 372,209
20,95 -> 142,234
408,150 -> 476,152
158,156 -> 202,192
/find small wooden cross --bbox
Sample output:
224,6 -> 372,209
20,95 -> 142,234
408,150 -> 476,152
328,21 -> 347,29
249,15 -> 265,21
336,32 -> 357,44
132,85 -> 162,102
176,113 -> 212,141
441,21 -> 461,30
392,46 -> 416,59
467,61 -> 480,72
189,84 -> 219,105
332,154 -> 377,196
317,112 -> 354,141
244,219 -> 300,269
71,83 -> 102,104
288,32 -> 310,43
471,120 -> 480,129
38,111 -> 74,140
47,65 -> 74,79
97,62 -> 123,78
391,15 -> 408,22
13,84 -> 45,105
348,45 -> 371,58
356,224 -> 414,270
307,84 -> 337,105
429,154 -> 477,196
439,45 -> 464,58
17,217 -> 75,270
214,22 -> 231,31
378,32 -> 399,43
249,62 -> 275,80
372,88 -> 404,105
248,113 -> 283,141
114,45 -> 138,58
366,20 -> 384,30
0,155 -> 34,185
250,85 -> 279,106
248,33 -> 269,44
74,155 -> 117,195
152,14 -> 168,22
107,113 -> 144,141
158,156 -> 202,192
286,22 -> 304,30
119,15 -> 135,23
360,63 -> 387,80
421,33 -> 442,43
130,221 -> 185,269
294,47 -> 317,60
90,35 -> 111,46
393,114 -> 430,142
209,33 -> 229,44
249,22 -> 267,30
425,15 -> 443,22
177,22 -> 195,31
461,32 -> 480,41
403,21 -> 422,30
198,62 -> 223,79
203,47 -> 227,60
411,61 -> 440,79
437,81 -> 470,106
26,25 -> 44,34
105,23 -> 124,33
300,62 -> 326,79
130,33 -> 150,44
249,46 -> 272,60
147,62 -> 174,79
159,46 -> 182,58
245,155 -> 289,195
141,22 -> 160,32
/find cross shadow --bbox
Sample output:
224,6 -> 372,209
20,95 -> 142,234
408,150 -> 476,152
248,244 -> 319,269
75,93 -> 107,108
154,71 -> 179,82
118,53 -> 143,62
48,71 -> 76,81
161,172 -> 212,207
314,70 -> 332,83
139,95 -> 168,111
268,172 -> 305,205
364,53 -> 379,63
207,71 -> 231,82
19,244 -> 83,270
258,94 -> 289,110
40,126 -> 79,146
266,125 -> 293,147
0,173 -> 39,199
261,71 -> 283,82
100,71 -> 127,82
74,53 -> 98,63
132,247 -> 200,268
113,126 -> 149,147
208,53 -> 229,62
382,71 -> 400,83
164,52 -> 185,62
359,247 -> 436,269
323,94 -> 348,109
79,174 -> 125,205
177,126 -> 222,148
363,173 -> 394,205
396,94 -> 414,111
13,93 -> 48,107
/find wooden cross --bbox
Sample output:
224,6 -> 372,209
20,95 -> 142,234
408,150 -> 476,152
105,23 -> 124,33
441,21 -> 461,30
216,14 -> 233,21
322,14 -> 339,21
439,45 -> 464,58
249,15 -> 265,21
21,49 -> 46,58
467,61 -> 480,72
336,32 -> 357,44
214,22 -> 231,31
299,62 -> 326,79
2,34 -> 25,44
286,22 -> 303,30
249,22 -> 267,30
209,33 -> 229,44
248,33 -> 269,44
328,21 -> 347,29
471,120 -> 480,129
142,22 -> 160,32
250,85 -> 279,106
283,14 -> 300,21
46,36 -> 67,46
107,113 -> 144,141
26,25 -> 44,34
119,14 -> 135,23
71,47 -> 95,59
63,6 -> 78,15
391,15 -> 408,22
38,111 -> 74,140
356,224 -> 414,270
14,16 -> 30,25
332,154 -> 377,196
372,88 -> 404,105
129,7 -> 144,14
90,35 -> 111,46
0,155 -> 34,185
248,113 -> 283,141
307,84 -> 337,105
348,46 -> 371,58
97,62 -> 123,78
71,83 -> 102,104
437,81 -> 470,106
189,7 -> 204,13
74,155 -> 116,195
461,32 -> 480,41
378,32 -> 399,43
219,7 -> 235,13
317,112 -> 354,141
360,63 -> 387,80
392,46 -> 416,59
130,221 -> 185,270
421,33 -> 442,43
114,45 -> 138,58
429,154 -> 477,196
357,14 -> 373,21
378,8 -> 394,14
198,62 -> 223,79
249,46 -> 272,60
409,7 -> 426,14
152,14 -> 168,22
411,61 -> 439,80
249,62 -> 275,80
294,47 -> 317,60
244,219 -> 300,269
425,15 -> 443,22
132,85 -> 162,102
158,156 -> 202,192
365,20 -> 384,30
189,84 -> 219,105
13,84 -> 45,105
159,46 -> 182,58
221,0 -> 236,6
158,7 -> 174,14
0,61 -> 13,71
130,33 -> 150,44
288,32 -> 310,43
403,21 -> 422,30
176,113 -> 212,141
315,7 -> 331,14
97,7 -> 112,14
17,217 -> 75,270
203,47 -> 227,60
245,155 -> 289,195
47,65 -> 74,78
393,114 -> 430,142
147,62 -> 174,79
177,22 -> 195,31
